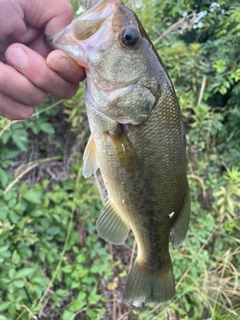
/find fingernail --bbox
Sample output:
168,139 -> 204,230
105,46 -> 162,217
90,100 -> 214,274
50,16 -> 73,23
7,47 -> 29,70
48,57 -> 71,74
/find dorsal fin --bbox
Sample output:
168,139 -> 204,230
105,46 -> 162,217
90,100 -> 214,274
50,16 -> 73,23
78,0 -> 100,9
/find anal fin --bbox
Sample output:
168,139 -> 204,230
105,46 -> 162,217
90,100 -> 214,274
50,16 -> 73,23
171,187 -> 191,249
96,199 -> 130,245
83,134 -> 98,178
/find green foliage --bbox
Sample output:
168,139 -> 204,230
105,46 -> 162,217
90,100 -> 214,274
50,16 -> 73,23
0,100 -> 113,319
0,0 -> 240,319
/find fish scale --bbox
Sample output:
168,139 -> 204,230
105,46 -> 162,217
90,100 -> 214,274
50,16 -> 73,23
46,0 -> 190,307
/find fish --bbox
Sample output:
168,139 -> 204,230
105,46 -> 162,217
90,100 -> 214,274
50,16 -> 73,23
45,0 -> 190,307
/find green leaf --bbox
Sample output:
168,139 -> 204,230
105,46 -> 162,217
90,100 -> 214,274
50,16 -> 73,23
55,289 -> 69,297
8,198 -> 17,208
62,310 -> 75,320
8,268 -> 16,280
0,211 -> 7,220
30,210 -> 43,218
62,265 -> 72,273
70,298 -> 86,312
86,309 -> 98,318
0,168 -> 8,187
0,245 -> 9,253
13,280 -> 25,288
12,130 -> 28,151
39,123 -> 55,134
8,303 -> 16,316
76,292 -> 87,302
39,251 -> 46,262
9,211 -> 20,224
11,123 -> 22,130
30,124 -> 39,135
12,250 -> 21,264
15,302 -> 22,310
3,150 -> 20,160
22,190 -> 42,204
15,268 -> 34,279
46,226 -> 61,235
1,131 -> 11,144
0,301 -> 11,312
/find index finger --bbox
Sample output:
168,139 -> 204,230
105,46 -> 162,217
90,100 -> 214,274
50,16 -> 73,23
21,0 -> 74,35
6,44 -> 79,99
46,50 -> 86,84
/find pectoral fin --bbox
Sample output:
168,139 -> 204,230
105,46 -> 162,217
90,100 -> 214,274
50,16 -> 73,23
171,187 -> 190,249
83,135 -> 98,178
96,198 -> 130,245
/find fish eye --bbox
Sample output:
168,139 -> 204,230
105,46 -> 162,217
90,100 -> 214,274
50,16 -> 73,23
122,27 -> 139,47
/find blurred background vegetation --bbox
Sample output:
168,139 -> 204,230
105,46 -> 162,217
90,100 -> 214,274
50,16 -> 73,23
0,0 -> 240,319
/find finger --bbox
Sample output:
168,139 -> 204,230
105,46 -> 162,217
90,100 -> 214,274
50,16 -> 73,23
6,44 -> 79,99
29,32 -> 51,58
0,62 -> 48,106
11,25 -> 41,45
46,50 -> 86,83
22,0 -> 74,35
0,38 -> 13,62
0,92 -> 34,120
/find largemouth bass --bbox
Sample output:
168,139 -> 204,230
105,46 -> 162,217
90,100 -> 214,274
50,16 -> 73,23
46,0 -> 190,307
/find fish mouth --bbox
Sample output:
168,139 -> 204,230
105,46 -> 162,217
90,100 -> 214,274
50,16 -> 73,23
45,0 -> 121,68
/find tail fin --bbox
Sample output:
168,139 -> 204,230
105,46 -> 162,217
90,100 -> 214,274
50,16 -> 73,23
125,260 -> 175,307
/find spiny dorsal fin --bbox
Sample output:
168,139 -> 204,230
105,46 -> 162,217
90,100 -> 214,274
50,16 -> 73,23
96,199 -> 130,245
83,134 -> 99,178
171,187 -> 190,249
78,0 -> 100,9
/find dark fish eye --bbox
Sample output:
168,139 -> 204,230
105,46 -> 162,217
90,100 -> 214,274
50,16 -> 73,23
122,27 -> 139,46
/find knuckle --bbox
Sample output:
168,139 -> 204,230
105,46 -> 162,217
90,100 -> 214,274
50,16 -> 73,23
27,87 -> 48,106
35,91 -> 48,105
19,107 -> 34,120
64,3 -> 74,19
3,106 -> 34,121
0,70 -> 6,89
57,84 -> 79,99
34,68 -> 51,87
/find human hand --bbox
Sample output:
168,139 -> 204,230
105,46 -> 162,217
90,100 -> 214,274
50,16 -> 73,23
0,0 -> 85,120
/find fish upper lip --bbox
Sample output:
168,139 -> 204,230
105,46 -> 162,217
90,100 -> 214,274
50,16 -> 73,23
44,29 -> 65,47
44,0 -> 120,67
72,0 -> 119,40
44,35 -> 53,45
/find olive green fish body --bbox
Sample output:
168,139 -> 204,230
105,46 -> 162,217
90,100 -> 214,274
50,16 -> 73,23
85,78 -> 189,305
46,0 -> 190,307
